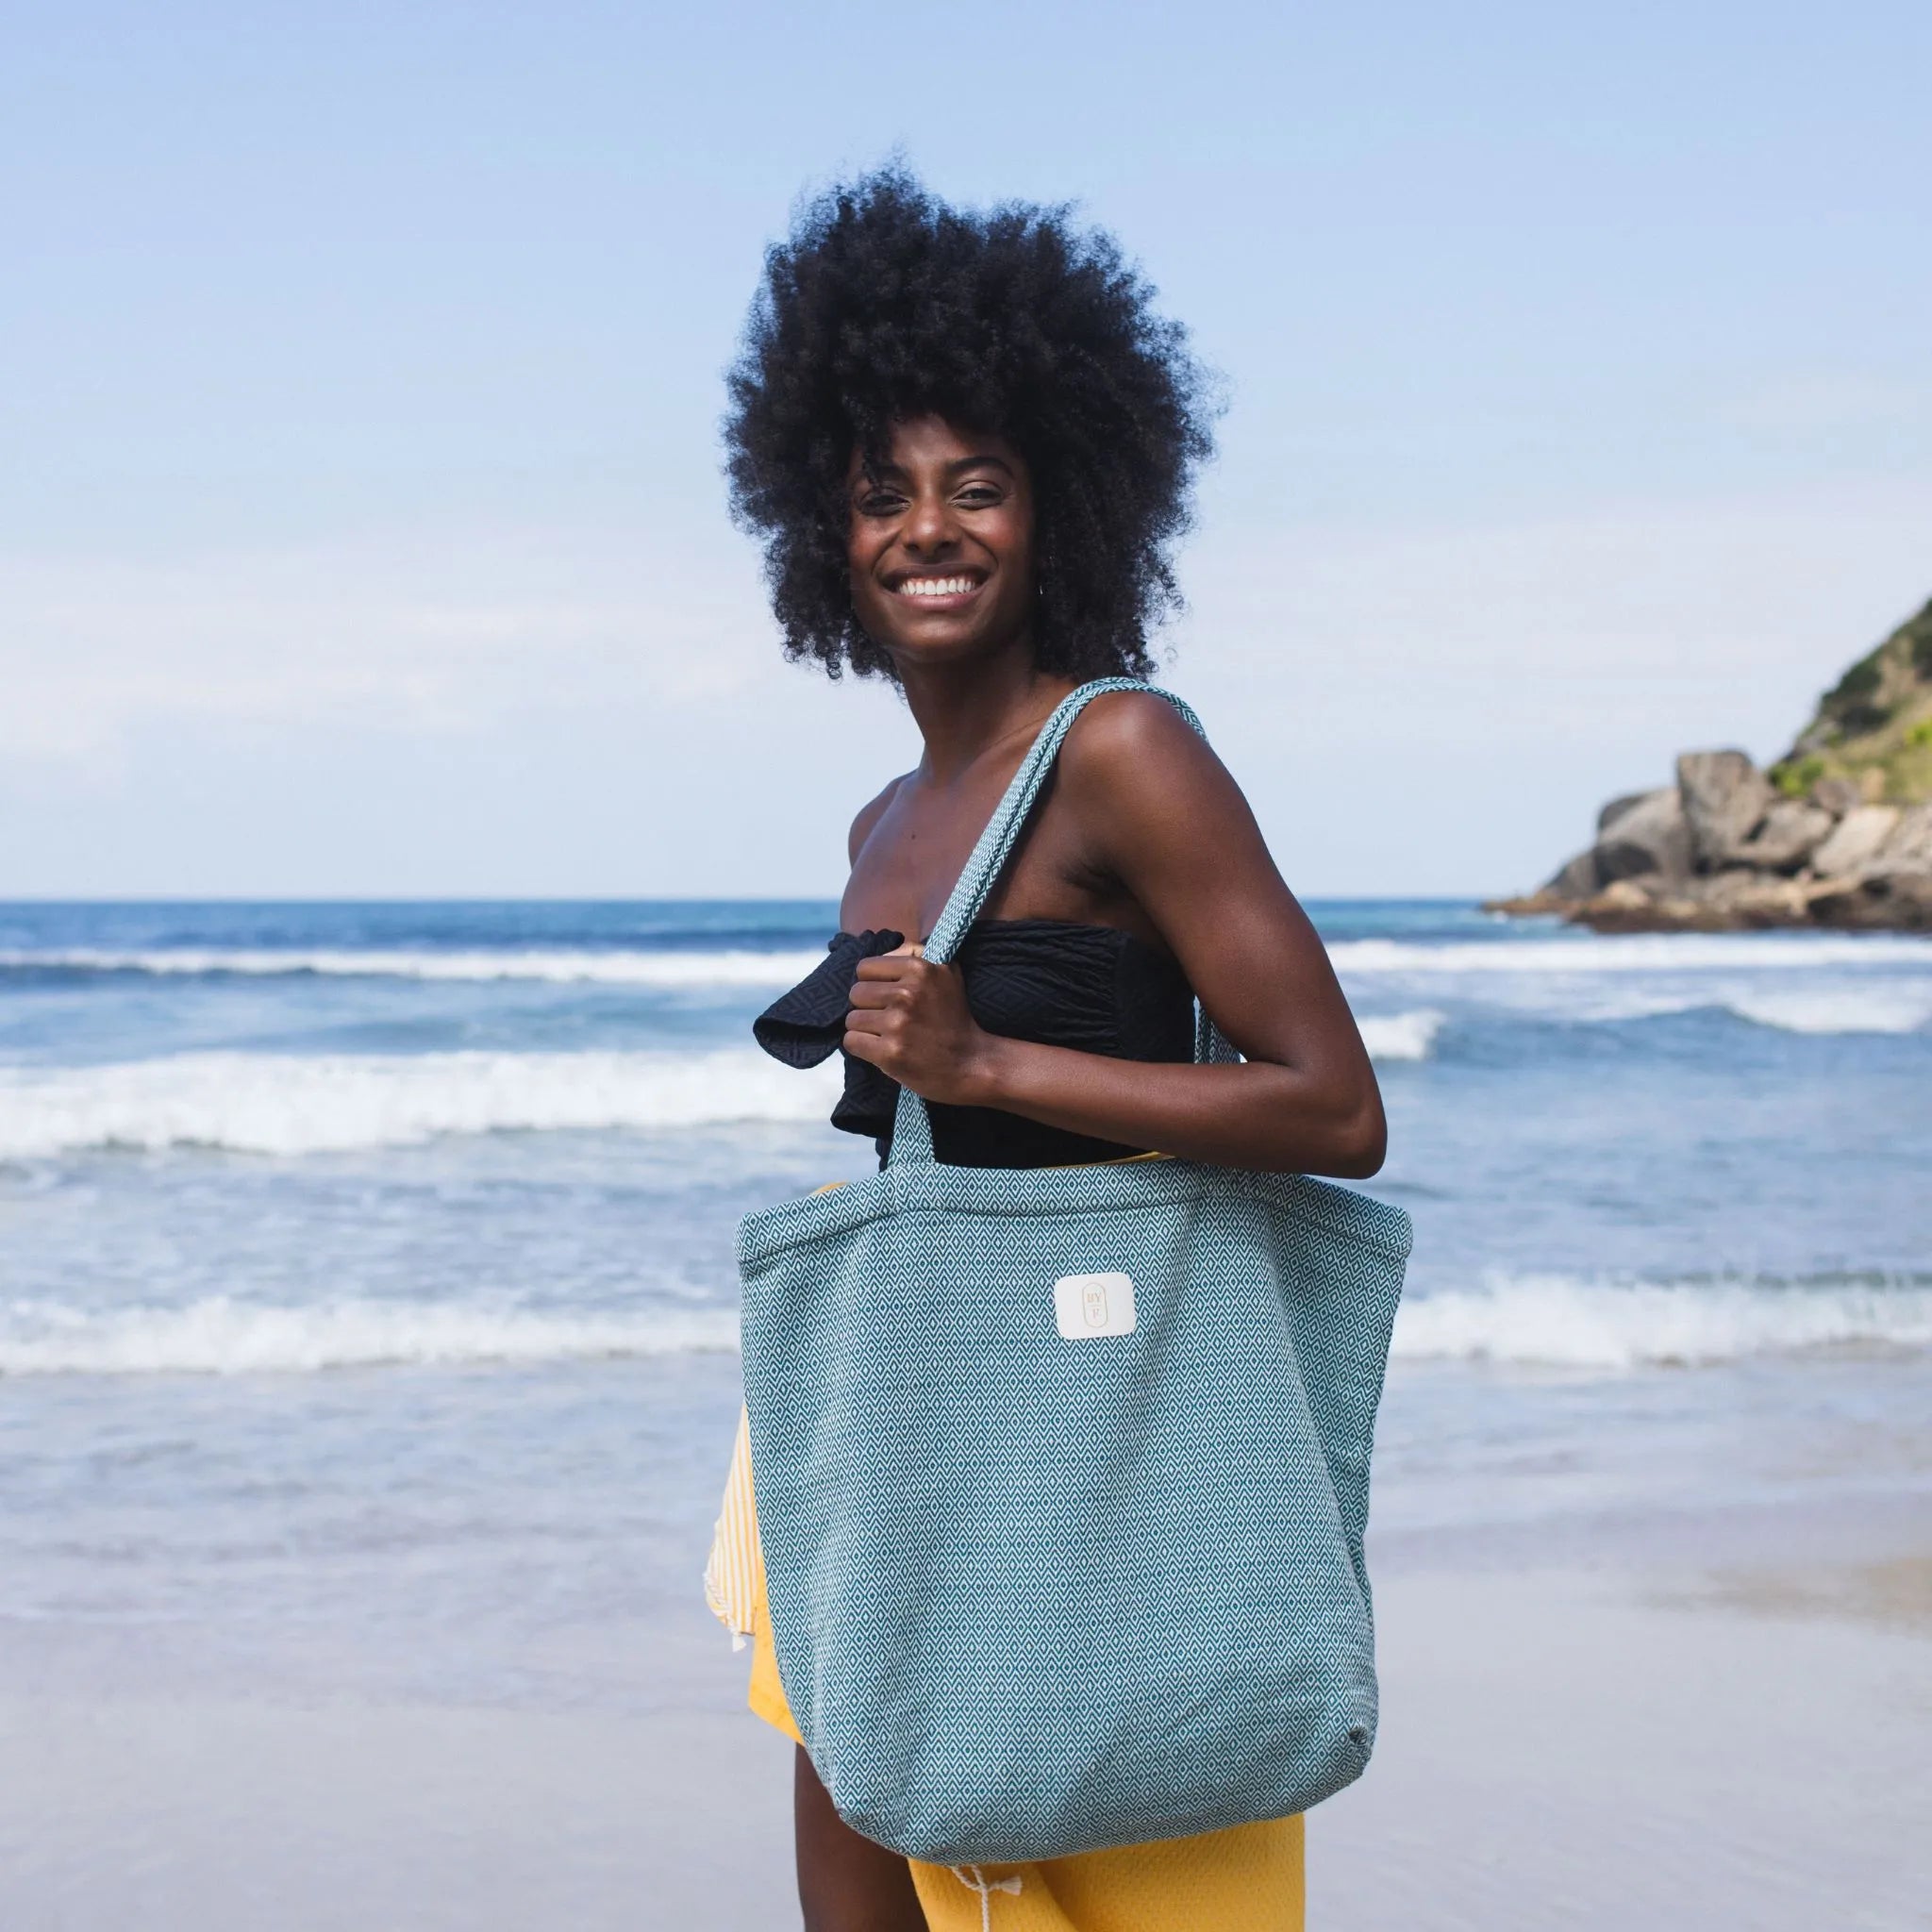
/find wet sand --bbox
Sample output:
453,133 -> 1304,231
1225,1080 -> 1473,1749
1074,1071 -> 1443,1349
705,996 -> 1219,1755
4,1499 -> 1926,1931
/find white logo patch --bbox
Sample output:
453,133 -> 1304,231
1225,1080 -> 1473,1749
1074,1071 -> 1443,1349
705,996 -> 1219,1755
1054,1272 -> 1137,1339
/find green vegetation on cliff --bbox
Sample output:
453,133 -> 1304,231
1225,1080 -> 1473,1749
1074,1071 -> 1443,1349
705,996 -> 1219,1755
1770,599 -> 1932,804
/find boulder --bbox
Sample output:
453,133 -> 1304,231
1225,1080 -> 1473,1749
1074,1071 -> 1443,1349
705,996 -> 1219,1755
1809,805 -> 1901,878
1596,791 -> 1653,835
1594,787 -> 1693,885
1876,801 -> 1932,870
1807,805 -> 1932,929
1809,775 -> 1864,817
1541,849 -> 1602,899
1676,750 -> 1774,869
1735,799 -> 1834,873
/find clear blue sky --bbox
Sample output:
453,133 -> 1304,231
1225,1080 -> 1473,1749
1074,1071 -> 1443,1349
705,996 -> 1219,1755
4,0 -> 1927,897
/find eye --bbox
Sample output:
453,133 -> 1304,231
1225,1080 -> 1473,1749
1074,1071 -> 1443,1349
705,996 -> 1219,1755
857,488 -> 905,516
955,484 -> 1004,508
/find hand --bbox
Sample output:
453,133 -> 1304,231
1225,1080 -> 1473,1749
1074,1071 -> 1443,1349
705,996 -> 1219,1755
842,945 -> 999,1106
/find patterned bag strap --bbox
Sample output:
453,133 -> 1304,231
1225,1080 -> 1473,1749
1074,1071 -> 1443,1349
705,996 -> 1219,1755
889,678 -> 1235,1170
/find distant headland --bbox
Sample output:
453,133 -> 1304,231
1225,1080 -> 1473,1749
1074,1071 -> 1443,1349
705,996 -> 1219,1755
1488,597 -> 1932,933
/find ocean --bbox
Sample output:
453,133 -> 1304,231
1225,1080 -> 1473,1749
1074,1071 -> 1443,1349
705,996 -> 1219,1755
2,898 -> 1928,1719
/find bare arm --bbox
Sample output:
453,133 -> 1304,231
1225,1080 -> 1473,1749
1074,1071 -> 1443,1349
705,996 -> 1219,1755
843,693 -> 1386,1177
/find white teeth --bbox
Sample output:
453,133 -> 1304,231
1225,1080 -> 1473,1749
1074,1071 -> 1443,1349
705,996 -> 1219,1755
898,576 -> 975,598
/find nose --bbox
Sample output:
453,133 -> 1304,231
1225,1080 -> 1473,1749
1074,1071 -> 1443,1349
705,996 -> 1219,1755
900,484 -> 959,558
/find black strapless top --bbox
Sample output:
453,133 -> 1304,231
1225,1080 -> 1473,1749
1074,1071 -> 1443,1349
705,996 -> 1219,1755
753,920 -> 1195,1167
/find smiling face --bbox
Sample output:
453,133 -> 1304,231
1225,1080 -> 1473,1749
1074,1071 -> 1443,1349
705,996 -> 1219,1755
845,415 -> 1037,673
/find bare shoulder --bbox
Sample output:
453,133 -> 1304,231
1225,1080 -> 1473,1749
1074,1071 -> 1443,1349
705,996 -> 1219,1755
847,773 -> 910,866
1056,686 -> 1231,803
1055,685 -> 1273,891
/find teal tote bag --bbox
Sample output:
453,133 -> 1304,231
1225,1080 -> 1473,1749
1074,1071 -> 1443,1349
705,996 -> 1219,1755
737,679 -> 1411,1866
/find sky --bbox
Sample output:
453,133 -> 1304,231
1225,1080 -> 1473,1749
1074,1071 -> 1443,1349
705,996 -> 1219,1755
3,0 -> 1928,899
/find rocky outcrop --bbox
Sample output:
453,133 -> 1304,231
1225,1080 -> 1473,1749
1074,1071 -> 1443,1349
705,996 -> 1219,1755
1488,598 -> 1932,934
1807,804 -> 1932,929
1596,789 -> 1691,886
1810,806 -> 1900,878
1678,751 -> 1774,868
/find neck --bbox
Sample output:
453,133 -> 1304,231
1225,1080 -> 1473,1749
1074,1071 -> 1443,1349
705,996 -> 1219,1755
895,633 -> 1077,787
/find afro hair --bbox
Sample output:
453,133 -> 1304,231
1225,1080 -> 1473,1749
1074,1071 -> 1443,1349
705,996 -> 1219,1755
724,165 -> 1217,681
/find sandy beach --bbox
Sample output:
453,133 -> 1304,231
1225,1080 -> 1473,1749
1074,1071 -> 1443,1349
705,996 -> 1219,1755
5,1429 -> 1925,1931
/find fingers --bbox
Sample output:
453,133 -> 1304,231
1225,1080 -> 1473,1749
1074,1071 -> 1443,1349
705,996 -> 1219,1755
841,1008 -> 906,1071
845,978 -> 911,1010
852,952 -> 924,982
841,1024 -> 887,1065
849,951 -> 935,1023
842,950 -> 948,1077
843,990 -> 908,1060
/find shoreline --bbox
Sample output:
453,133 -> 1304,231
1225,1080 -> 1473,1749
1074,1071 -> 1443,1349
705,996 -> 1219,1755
3,1482 -> 1924,1932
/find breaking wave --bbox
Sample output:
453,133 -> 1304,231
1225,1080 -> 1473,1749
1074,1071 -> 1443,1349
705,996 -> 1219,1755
1356,1009 -> 1444,1061
0,1296 -> 739,1375
1330,933 -> 1930,974
0,1049 -> 841,1157
0,946 -> 825,988
14,1271 -> 1928,1377
1718,987 -> 1932,1035
0,1009 -> 1445,1159
1392,1273 -> 1932,1369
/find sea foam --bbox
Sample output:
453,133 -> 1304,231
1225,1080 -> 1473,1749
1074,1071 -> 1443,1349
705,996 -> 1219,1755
0,1296 -> 739,1375
1329,933 -> 1932,974
0,1049 -> 841,1158
0,946 -> 826,988
1356,1009 -> 1444,1061
1393,1273 -> 1932,1369
1720,987 -> 1932,1035
12,1272 -> 1926,1378
0,1011 -> 1441,1159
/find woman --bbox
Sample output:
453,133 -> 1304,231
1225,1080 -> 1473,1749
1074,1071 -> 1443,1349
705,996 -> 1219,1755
708,169 -> 1387,1931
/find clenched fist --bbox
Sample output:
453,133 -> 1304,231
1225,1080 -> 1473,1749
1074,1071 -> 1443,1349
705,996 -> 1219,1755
842,944 -> 998,1106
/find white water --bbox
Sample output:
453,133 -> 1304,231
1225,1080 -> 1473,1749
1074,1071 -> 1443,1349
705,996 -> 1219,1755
1719,986 -> 1932,1034
1328,933 -> 1932,974
0,945 -> 828,988
0,1049 -> 842,1157
8,1274 -> 1924,1379
0,1295 -> 740,1375
0,1015 -> 1450,1159
1356,1009 -> 1444,1060
1393,1273 -> 1932,1369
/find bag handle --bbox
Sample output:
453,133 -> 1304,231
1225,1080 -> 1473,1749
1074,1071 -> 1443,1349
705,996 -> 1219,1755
889,678 -> 1236,1169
